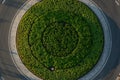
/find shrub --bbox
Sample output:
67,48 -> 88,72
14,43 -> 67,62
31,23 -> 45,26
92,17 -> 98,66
16,0 -> 103,80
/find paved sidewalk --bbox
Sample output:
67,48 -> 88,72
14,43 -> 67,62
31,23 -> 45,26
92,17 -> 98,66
9,0 -> 112,80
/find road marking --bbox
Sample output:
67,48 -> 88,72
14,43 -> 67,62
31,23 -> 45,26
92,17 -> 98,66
0,77 -> 4,80
1,0 -> 6,4
116,73 -> 120,80
115,0 -> 120,6
116,77 -> 120,80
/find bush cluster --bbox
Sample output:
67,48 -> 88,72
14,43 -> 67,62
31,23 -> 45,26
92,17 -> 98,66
16,0 -> 104,80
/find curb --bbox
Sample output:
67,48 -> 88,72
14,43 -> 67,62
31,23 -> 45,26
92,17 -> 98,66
8,0 -> 112,80
79,0 -> 112,80
8,0 -> 42,80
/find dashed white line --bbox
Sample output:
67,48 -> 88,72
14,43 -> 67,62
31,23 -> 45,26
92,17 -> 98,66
115,0 -> 120,6
1,0 -> 6,4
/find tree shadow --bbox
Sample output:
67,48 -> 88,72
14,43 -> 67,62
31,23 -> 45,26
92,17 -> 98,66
93,12 -> 120,80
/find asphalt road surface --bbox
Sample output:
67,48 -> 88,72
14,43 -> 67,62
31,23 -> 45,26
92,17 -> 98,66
93,0 -> 120,80
0,0 -> 120,80
0,0 -> 28,80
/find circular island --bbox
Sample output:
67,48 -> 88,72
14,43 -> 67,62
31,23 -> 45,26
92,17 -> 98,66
16,0 -> 104,80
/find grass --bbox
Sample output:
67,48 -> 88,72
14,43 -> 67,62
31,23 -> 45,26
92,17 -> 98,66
16,0 -> 104,80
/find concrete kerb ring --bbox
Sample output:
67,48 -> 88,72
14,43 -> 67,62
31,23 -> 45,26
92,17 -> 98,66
8,0 -> 112,80
8,0 -> 42,80
79,0 -> 112,80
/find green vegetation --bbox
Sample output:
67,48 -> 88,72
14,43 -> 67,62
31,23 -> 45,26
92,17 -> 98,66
16,0 -> 104,80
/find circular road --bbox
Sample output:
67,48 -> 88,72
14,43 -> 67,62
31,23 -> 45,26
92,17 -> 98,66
0,0 -> 120,80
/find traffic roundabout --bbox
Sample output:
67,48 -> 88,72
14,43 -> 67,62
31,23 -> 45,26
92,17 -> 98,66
9,0 -> 112,80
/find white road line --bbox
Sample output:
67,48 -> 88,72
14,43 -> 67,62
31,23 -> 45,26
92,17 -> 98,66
116,73 -> 120,80
116,77 -> 120,80
115,0 -> 120,6
0,77 -> 4,80
1,0 -> 6,4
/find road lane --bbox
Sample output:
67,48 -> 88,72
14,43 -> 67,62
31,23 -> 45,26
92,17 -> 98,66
93,0 -> 120,80
0,0 -> 27,80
